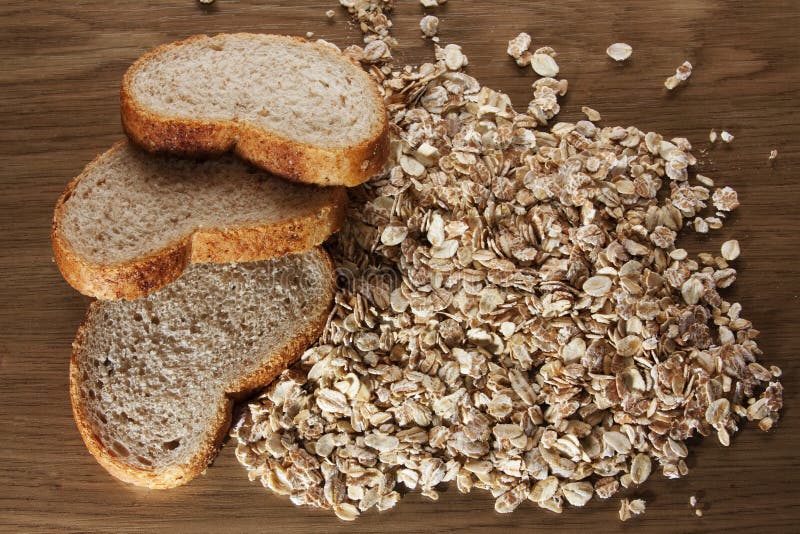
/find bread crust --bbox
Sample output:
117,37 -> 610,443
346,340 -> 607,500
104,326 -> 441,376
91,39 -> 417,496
69,247 -> 336,489
121,33 -> 390,187
51,142 -> 347,300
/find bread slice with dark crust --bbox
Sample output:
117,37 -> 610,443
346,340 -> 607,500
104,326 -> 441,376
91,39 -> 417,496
52,141 -> 346,300
121,33 -> 390,187
70,248 -> 335,489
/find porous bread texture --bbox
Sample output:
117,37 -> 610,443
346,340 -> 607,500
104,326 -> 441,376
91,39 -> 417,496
122,34 -> 390,187
52,141 -> 346,300
130,35 -> 374,147
70,248 -> 335,489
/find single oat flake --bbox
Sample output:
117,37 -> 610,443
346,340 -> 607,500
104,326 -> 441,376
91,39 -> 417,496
721,239 -> 740,260
507,32 -> 532,66
420,15 -> 439,37
606,42 -> 632,61
581,106 -> 601,121
531,52 -> 559,77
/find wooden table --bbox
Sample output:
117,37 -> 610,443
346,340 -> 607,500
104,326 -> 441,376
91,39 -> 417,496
2,1 -> 798,531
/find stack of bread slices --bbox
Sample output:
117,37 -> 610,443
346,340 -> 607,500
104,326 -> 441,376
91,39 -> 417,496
52,34 -> 389,489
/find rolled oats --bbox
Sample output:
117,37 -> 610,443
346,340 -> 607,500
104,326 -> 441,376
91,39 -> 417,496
233,5 -> 783,523
721,239 -> 740,261
420,15 -> 439,37
606,42 -> 633,61
531,53 -> 559,77
507,32 -> 532,66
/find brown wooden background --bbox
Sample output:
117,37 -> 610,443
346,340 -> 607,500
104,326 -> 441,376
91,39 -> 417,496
1,1 -> 799,532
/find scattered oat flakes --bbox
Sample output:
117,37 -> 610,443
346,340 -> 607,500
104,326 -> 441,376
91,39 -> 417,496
420,15 -> 439,37
689,495 -> 697,507
234,5 -> 783,522
709,129 -> 718,143
606,42 -> 632,61
695,509 -> 704,518
769,149 -> 778,160
581,106 -> 601,121
531,52 -> 559,77
306,31 -> 315,38
326,9 -> 335,18
198,0 -> 214,4
338,0 -> 396,63
420,0 -> 439,6
721,130 -> 734,143
721,240 -> 740,261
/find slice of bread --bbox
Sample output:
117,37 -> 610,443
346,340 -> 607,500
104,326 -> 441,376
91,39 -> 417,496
121,33 -> 389,187
52,141 -> 346,300
70,247 -> 335,489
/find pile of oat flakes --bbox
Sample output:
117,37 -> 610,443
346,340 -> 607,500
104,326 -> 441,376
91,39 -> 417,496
233,0 -> 784,521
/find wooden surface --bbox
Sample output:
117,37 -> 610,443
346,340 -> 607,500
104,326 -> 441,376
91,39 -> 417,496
1,1 -> 799,532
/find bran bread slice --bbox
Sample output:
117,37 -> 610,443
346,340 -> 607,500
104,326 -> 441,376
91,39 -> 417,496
121,33 -> 389,187
70,247 -> 335,489
52,141 -> 346,300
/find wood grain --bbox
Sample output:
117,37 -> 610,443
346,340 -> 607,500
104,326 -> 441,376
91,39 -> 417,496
1,1 -> 799,532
